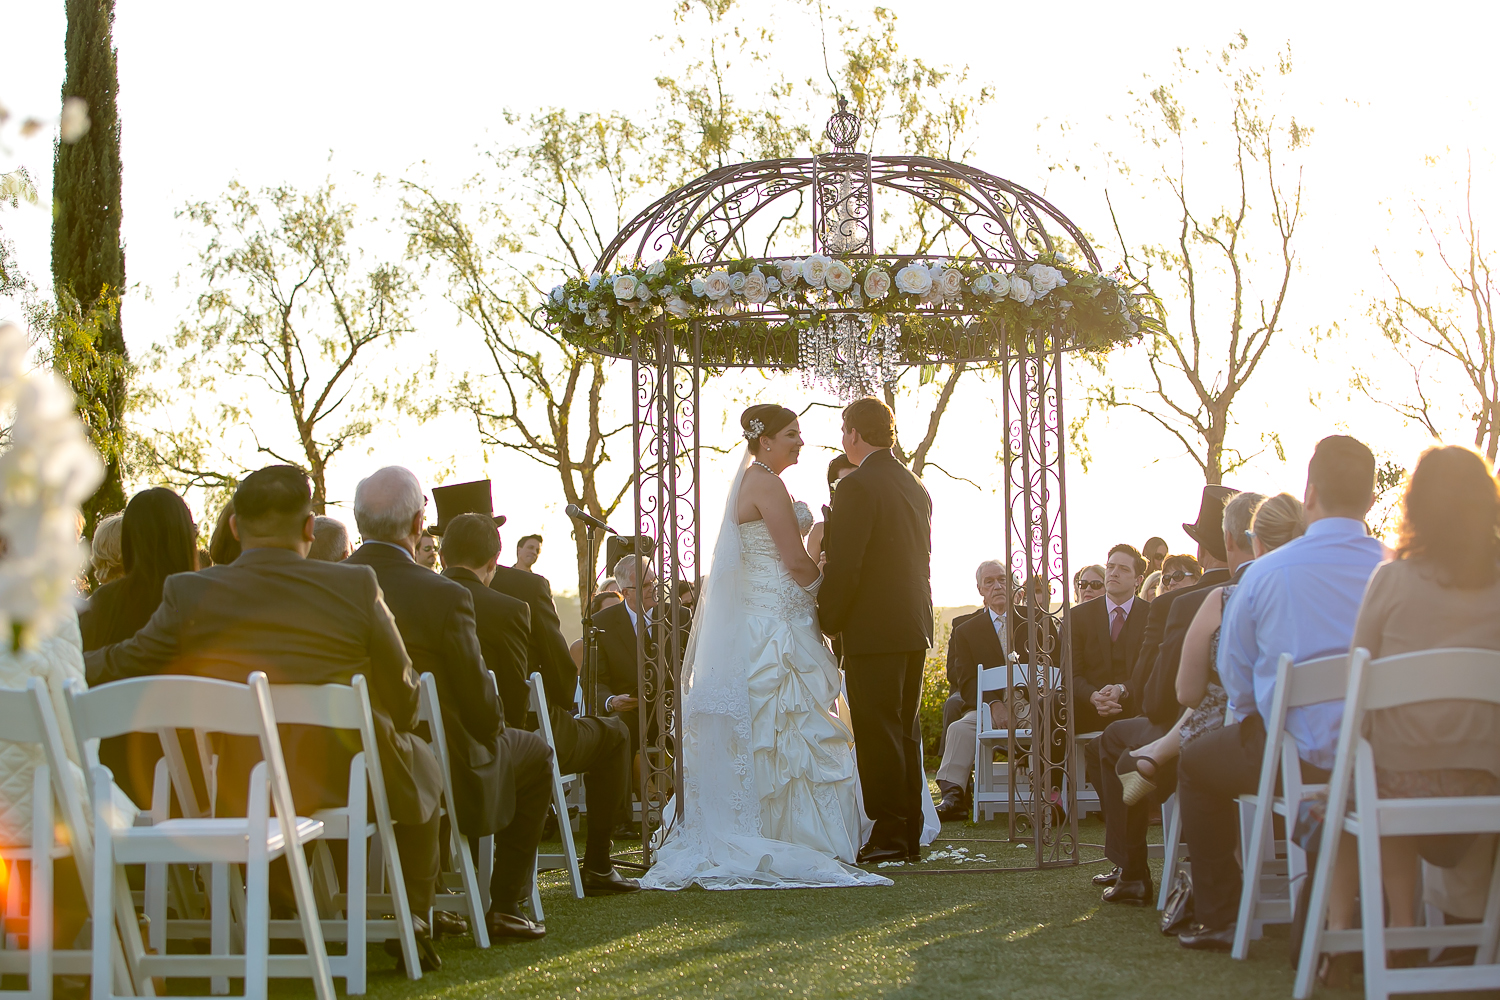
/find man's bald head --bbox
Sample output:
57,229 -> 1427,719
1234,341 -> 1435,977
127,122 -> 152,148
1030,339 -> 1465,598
354,466 -> 425,544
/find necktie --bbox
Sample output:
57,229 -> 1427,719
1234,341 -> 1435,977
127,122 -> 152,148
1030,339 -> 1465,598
994,613 -> 1009,658
1110,606 -> 1125,643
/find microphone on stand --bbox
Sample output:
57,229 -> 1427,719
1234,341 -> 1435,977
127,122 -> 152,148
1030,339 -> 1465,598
565,504 -> 618,534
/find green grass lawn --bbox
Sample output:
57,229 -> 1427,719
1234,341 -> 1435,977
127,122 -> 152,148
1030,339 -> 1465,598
285,816 -> 1383,1000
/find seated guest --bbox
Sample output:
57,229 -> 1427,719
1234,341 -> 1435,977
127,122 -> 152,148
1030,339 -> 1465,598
1143,536 -> 1169,576
415,529 -> 440,570
308,515 -> 352,562
444,513 -> 638,895
676,578 -> 697,612
79,487 -> 198,807
1119,494 -> 1305,806
85,467 -> 450,970
438,513 -> 533,728
1176,436 -> 1382,952
90,512 -> 125,585
572,590 -> 624,669
347,470 -> 554,942
207,500 -> 240,567
1070,545 -> 1149,740
1159,553 -> 1202,594
933,560 -> 1056,821
513,533 -> 543,574
1139,570 -> 1162,601
1072,564 -> 1104,605
596,554 -> 652,750
1091,486 -> 1242,901
1329,446 -> 1500,968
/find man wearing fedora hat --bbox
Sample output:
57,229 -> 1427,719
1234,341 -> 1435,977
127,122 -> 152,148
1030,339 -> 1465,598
1089,485 -> 1259,905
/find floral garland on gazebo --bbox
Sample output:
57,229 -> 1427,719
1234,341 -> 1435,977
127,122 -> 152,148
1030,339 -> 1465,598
544,250 -> 1150,364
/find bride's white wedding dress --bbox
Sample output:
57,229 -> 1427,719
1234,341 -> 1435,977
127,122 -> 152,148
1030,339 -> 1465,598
640,452 -> 891,890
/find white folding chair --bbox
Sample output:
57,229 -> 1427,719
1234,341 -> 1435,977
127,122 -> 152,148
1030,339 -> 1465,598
267,676 -> 423,990
67,673 -> 333,1000
415,673 -> 490,950
1232,652 -> 1346,959
0,680 -> 134,1000
527,672 -> 584,919
973,663 -> 1036,823
1155,792 -> 1185,910
1295,648 -> 1500,1000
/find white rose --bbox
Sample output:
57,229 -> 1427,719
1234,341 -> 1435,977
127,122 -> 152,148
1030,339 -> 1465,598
1009,276 -> 1034,305
895,264 -> 933,296
863,268 -> 892,300
1027,263 -> 1066,296
596,307 -> 612,326
587,273 -> 603,290
568,295 -> 584,313
636,281 -> 652,302
549,284 -> 567,306
825,260 -> 854,292
741,269 -> 770,304
690,277 -> 707,298
988,273 -> 1011,299
728,271 -> 748,295
647,259 -> 667,276
938,268 -> 964,297
665,295 -> 692,319
802,254 -> 831,288
702,269 -> 732,300
780,260 -> 803,286
766,276 -> 782,294
612,274 -> 639,301
971,274 -> 993,296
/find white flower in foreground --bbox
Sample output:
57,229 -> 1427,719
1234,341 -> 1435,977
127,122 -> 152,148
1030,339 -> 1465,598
587,273 -> 603,291
825,260 -> 854,293
728,271 -> 748,295
690,277 -> 707,298
1009,276 -> 1034,305
702,269 -> 733,300
612,274 -> 639,302
635,281 -> 652,302
646,259 -> 667,276
1027,263 -> 1067,296
779,260 -> 801,286
863,268 -> 891,300
988,272 -> 1012,299
664,295 -> 692,318
895,264 -> 932,296
59,97 -> 90,144
937,268 -> 964,298
549,284 -> 566,306
741,269 -> 770,304
802,254 -> 831,288
972,274 -> 993,296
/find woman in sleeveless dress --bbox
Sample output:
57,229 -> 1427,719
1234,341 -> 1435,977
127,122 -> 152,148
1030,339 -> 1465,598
640,404 -> 890,890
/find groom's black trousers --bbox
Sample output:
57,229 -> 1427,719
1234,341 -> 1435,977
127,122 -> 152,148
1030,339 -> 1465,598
844,649 -> 926,853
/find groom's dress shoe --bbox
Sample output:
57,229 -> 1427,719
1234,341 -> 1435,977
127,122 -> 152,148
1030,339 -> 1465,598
1092,865 -> 1123,887
1177,923 -> 1235,951
582,867 -> 641,896
856,843 -> 908,865
1102,877 -> 1153,905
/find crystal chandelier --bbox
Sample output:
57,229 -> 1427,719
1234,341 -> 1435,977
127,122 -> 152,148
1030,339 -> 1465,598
797,313 -> 903,401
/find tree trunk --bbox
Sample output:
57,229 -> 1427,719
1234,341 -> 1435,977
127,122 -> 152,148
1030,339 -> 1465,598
52,0 -> 127,536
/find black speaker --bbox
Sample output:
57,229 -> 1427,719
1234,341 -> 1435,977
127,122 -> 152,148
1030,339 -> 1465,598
605,534 -> 655,575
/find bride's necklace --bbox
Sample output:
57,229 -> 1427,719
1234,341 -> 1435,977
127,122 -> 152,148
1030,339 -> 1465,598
751,459 -> 779,476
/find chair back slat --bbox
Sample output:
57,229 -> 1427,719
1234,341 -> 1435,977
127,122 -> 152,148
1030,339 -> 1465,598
977,663 -> 1030,699
1362,649 -> 1500,711
0,686 -> 46,743
269,682 -> 366,730
1284,653 -> 1349,708
66,675 -> 264,743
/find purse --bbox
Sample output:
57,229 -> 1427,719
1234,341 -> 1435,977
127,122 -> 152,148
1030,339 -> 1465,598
1159,868 -> 1193,936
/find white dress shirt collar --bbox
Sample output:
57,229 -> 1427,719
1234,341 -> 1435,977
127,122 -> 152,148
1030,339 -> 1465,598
1105,594 -> 1135,619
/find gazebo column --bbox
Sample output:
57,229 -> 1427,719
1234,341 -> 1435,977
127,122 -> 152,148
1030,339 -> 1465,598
1001,328 -> 1077,867
629,318 -> 700,861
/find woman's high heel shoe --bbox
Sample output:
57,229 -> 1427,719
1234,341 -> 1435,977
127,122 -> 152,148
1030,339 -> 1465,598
1118,751 -> 1159,807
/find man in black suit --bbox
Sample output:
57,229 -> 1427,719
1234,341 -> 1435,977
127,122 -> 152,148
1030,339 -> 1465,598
1093,487 -> 1261,906
490,555 -> 576,713
85,466 -> 448,972
347,468 -> 553,942
1070,543 -> 1151,740
818,397 -> 934,863
442,513 -> 638,896
932,560 -> 1058,820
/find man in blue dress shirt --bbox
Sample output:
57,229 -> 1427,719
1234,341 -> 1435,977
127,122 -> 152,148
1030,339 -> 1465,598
1175,436 -> 1384,951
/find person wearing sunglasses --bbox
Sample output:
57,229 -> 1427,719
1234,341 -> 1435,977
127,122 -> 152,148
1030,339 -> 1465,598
1159,554 -> 1202,594
1073,565 -> 1105,605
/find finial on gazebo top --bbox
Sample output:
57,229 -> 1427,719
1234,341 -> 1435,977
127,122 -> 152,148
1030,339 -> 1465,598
825,95 -> 860,154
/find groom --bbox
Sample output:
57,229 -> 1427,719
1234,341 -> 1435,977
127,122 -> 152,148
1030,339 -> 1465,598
818,397 -> 934,864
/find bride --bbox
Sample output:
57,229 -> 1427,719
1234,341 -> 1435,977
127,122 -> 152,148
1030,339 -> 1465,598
640,404 -> 891,889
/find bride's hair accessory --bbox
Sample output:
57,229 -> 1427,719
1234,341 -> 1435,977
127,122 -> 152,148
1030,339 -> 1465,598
740,403 -> 798,451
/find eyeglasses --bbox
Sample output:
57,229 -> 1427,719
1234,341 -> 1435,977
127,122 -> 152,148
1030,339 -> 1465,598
1077,580 -> 1104,591
1164,571 -> 1198,584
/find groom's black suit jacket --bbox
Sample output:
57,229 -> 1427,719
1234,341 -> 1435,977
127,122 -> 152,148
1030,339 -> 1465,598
817,449 -> 934,654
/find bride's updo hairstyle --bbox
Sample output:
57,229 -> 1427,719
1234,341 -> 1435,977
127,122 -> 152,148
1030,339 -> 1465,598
741,404 -> 798,454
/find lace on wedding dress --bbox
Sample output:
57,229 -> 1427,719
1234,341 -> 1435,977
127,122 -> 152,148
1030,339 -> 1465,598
641,450 -> 890,890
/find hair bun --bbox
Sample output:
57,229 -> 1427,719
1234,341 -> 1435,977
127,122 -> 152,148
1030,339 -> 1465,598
740,404 -> 797,442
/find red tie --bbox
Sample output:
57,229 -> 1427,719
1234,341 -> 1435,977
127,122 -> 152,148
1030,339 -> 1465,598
1110,607 -> 1125,642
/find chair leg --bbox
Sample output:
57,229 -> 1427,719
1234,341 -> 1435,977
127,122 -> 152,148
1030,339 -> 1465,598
1233,796 -> 1271,959
1357,810 -> 1390,1000
1477,836 -> 1500,965
450,825 -> 489,948
30,769 -> 53,1000
91,816 -> 114,1000
529,857 -> 545,924
556,776 -> 584,900
243,858 -> 270,1000
1157,796 -> 1180,911
346,827 -> 367,994
478,836 -> 493,914
210,864 -> 230,996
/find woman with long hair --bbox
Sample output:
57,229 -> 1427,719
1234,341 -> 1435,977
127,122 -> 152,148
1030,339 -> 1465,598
79,487 -> 198,805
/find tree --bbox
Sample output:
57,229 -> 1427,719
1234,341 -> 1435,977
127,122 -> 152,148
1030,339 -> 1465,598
52,0 -> 128,532
1075,35 -> 1308,485
140,181 -> 418,512
1355,158 -> 1500,462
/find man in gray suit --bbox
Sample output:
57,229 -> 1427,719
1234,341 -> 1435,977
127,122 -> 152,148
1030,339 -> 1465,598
85,466 -> 447,972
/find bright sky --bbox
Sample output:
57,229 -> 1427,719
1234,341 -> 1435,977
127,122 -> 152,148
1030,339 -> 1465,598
3,0 -> 1498,606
